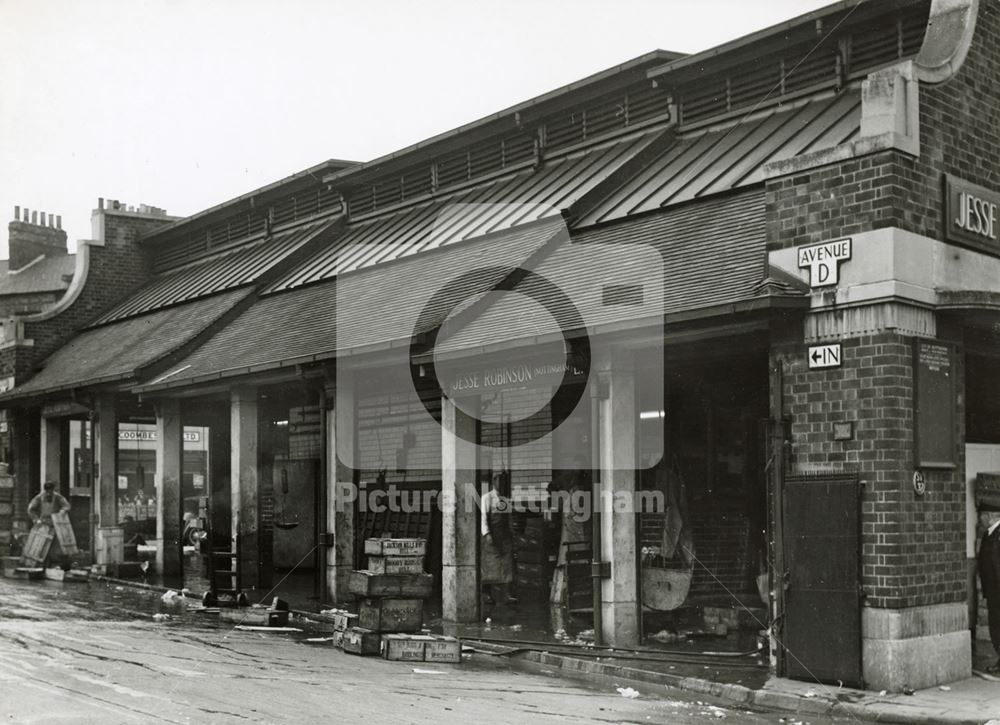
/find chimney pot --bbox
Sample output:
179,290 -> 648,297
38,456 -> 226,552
31,211 -> 37,225
56,215 -> 62,229
98,197 -> 104,210
47,213 -> 53,227
13,206 -> 19,220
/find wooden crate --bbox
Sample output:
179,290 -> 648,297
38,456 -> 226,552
342,627 -> 381,656
364,538 -> 427,557
367,555 -> 424,575
50,511 -> 79,555
382,634 -> 434,661
21,524 -> 53,566
331,630 -> 345,649
330,611 -> 359,632
424,636 -> 462,664
358,598 -> 423,633
348,571 -> 433,598
381,634 -> 462,663
219,607 -> 290,627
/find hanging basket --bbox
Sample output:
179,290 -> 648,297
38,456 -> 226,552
642,565 -> 693,611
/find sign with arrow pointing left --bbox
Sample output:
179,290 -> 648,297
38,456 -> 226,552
808,344 -> 842,369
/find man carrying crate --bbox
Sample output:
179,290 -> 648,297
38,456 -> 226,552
26,481 -> 72,569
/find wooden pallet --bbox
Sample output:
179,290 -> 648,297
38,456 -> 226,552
51,511 -> 79,555
20,524 -> 53,567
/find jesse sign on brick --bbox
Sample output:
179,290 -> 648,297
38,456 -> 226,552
797,238 -> 852,287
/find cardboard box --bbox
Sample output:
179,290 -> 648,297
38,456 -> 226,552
364,538 -> 427,557
358,598 -> 423,633
342,626 -> 381,656
367,555 -> 424,575
382,634 -> 434,661
348,571 -> 433,598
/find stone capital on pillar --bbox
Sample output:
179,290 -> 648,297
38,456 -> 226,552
156,398 -> 183,577
441,395 -> 479,623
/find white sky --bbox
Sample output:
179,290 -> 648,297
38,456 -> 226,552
0,0 -> 832,255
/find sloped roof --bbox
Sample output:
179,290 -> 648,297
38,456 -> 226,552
0,288 -> 253,400
0,255 -> 75,295
579,90 -> 862,226
137,220 -> 566,391
268,129 -> 664,292
96,218 -> 337,323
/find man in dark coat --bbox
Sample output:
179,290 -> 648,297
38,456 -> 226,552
977,504 -> 1000,673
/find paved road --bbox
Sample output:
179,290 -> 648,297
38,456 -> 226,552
0,577 -> 854,724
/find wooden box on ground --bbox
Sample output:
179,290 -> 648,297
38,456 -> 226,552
367,555 -> 424,575
381,634 -> 461,663
364,538 -> 427,557
348,571 -> 433,598
329,611 -> 359,632
358,598 -> 423,633
382,634 -> 431,661
219,607 -> 290,627
44,567 -> 89,582
342,626 -> 381,656
424,636 -> 461,664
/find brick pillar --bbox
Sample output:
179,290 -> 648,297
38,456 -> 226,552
326,374 -> 355,604
93,396 -> 122,564
441,395 -> 479,623
231,386 -> 259,590
774,328 -> 970,691
155,399 -> 183,577
596,352 -> 639,648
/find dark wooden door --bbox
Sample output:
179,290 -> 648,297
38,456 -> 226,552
782,473 -> 862,688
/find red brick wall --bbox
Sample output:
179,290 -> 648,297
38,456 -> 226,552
768,1 -> 1000,252
773,332 -> 967,609
20,210 -> 168,371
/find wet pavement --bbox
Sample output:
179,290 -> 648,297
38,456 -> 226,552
0,576 -> 859,724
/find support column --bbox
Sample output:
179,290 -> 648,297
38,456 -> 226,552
326,373 -> 355,603
597,354 -> 639,648
231,386 -> 259,590
155,399 -> 183,577
441,395 -> 478,623
39,416 -> 62,488
93,396 -> 122,564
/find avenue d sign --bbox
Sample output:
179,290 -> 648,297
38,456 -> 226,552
797,238 -> 852,287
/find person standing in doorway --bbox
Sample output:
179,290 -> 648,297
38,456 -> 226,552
481,470 -> 514,608
977,503 -> 1000,673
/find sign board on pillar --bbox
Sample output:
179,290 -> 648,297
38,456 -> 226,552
797,238 -> 852,287
808,344 -> 842,369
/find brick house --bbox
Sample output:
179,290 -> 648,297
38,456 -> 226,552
1,0 -> 997,692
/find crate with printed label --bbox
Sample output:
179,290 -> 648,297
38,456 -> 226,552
358,598 -> 423,633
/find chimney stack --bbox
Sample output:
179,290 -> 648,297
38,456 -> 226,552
8,205 -> 68,271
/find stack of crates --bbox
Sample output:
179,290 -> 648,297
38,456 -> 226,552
341,537 -> 459,662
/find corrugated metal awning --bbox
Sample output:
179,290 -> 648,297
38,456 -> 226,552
96,218 -> 338,324
433,190 -> 799,356
0,288 -> 253,401
578,90 -> 861,226
137,220 -> 566,392
268,129 -> 664,292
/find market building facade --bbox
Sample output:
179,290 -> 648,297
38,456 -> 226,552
1,0 -> 998,693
